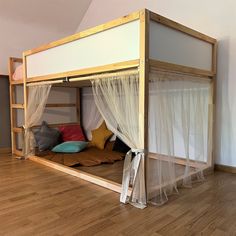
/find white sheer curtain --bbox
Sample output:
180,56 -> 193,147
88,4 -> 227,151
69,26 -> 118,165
92,73 -> 146,209
81,87 -> 103,140
148,71 -> 212,205
24,85 -> 52,157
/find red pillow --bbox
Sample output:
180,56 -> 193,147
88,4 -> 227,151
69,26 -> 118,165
59,125 -> 85,142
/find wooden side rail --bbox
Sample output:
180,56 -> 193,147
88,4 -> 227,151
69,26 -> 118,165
149,152 -> 208,169
29,156 -> 132,195
45,103 -> 76,108
10,57 -> 23,63
31,122 -> 80,129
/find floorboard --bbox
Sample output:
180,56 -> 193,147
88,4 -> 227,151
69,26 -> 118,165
0,154 -> 236,235
75,160 -> 124,184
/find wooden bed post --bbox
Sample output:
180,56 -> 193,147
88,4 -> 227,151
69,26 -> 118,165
23,53 -> 28,157
139,9 -> 150,201
211,42 -> 217,170
76,88 -> 81,125
8,58 -> 17,154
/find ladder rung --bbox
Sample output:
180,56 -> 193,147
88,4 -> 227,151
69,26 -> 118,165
11,80 -> 23,85
12,104 -> 24,109
13,127 -> 23,133
10,57 -> 23,63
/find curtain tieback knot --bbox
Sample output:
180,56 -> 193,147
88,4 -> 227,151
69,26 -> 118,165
131,148 -> 145,155
120,148 -> 145,204
23,126 -> 30,132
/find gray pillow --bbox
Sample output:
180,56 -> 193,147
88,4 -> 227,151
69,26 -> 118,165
34,121 -> 61,152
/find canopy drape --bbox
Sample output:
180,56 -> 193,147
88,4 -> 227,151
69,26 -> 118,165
92,70 -> 212,208
92,73 -> 146,209
82,87 -> 103,140
23,70 -> 212,209
148,71 -> 212,205
24,85 -> 52,158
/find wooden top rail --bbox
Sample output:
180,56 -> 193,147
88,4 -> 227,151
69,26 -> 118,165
31,122 -> 79,129
150,59 -> 215,77
23,10 -> 141,56
45,103 -> 76,108
9,57 -> 23,63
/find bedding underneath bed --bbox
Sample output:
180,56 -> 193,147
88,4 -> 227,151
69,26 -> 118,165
35,142 -> 124,167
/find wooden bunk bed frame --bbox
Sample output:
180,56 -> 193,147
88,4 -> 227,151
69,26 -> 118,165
9,9 -> 217,196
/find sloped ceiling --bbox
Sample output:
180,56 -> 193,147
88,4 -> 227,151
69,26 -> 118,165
0,0 -> 92,74
0,0 -> 92,34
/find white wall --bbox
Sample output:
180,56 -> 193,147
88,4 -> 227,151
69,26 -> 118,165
0,0 -> 91,75
0,16 -> 71,75
77,0 -> 236,167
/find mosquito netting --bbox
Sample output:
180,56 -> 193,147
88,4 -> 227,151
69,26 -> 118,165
92,70 -> 212,208
24,85 -> 52,157
23,70 -> 212,209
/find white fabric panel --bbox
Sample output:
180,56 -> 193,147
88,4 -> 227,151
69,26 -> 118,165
81,87 -> 117,140
81,87 -> 103,140
92,74 -> 146,209
149,21 -> 212,71
26,20 -> 140,78
25,85 -> 51,157
148,71 -> 211,205
149,77 -> 210,163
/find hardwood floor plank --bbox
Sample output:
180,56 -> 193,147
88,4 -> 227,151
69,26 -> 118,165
0,155 -> 236,235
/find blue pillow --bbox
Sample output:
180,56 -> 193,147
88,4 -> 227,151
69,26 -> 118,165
52,141 -> 88,153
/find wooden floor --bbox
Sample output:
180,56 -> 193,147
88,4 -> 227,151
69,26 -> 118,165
74,159 -> 194,185
75,160 -> 124,184
1,154 -> 236,236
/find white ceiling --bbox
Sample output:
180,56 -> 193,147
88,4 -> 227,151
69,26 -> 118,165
0,0 -> 92,34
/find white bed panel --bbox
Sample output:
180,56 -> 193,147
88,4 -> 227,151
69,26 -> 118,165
27,20 -> 140,78
150,21 -> 212,71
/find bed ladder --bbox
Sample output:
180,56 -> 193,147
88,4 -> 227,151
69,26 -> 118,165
8,57 -> 24,158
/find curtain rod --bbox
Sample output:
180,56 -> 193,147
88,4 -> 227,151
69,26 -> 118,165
26,69 -> 139,87
27,79 -> 65,87
70,69 -> 139,82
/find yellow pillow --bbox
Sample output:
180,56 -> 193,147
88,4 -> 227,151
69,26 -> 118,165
90,121 -> 113,150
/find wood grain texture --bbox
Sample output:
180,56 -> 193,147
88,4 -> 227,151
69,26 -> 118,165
139,9 -> 150,199
76,88 -> 81,124
150,59 -> 215,77
215,164 -> 236,174
45,103 -> 76,108
0,154 -> 236,235
76,160 -> 124,184
29,156 -> 125,194
0,148 -> 11,154
11,104 -> 24,109
8,57 -> 23,155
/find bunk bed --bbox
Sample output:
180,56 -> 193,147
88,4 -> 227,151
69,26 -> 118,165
9,9 -> 217,208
